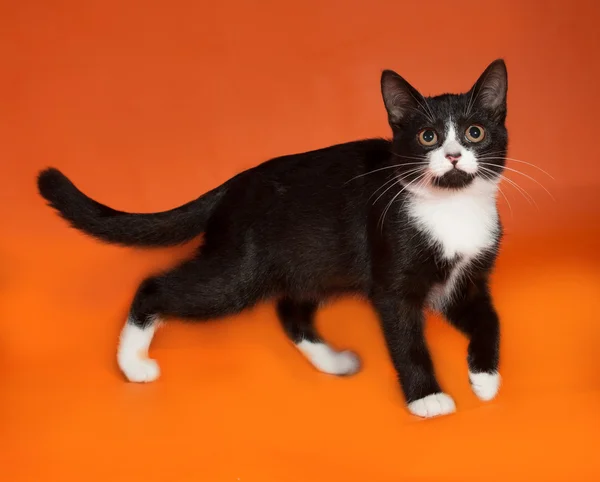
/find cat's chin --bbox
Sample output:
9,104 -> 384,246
430,170 -> 476,190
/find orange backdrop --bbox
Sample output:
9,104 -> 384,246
1,1 -> 599,481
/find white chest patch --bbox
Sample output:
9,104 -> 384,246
406,178 -> 500,310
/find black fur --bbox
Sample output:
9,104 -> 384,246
37,168 -> 231,246
37,60 -> 508,408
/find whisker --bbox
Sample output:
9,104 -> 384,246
344,162 -> 426,183
388,152 -> 429,161
497,185 -> 513,218
500,176 -> 537,208
479,170 -> 513,218
406,106 -> 434,121
479,166 -> 538,208
479,167 -> 532,203
385,161 -> 428,166
465,83 -> 478,117
378,172 -> 429,232
478,157 -> 555,180
369,168 -> 423,201
371,178 -> 404,207
479,162 -> 555,201
369,176 -> 398,200
408,171 -> 432,201
407,91 -> 434,123
371,168 -> 424,205
418,94 -> 436,123
394,170 -> 431,212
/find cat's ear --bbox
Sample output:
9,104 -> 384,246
469,59 -> 508,118
381,70 -> 422,126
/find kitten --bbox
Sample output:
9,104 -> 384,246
37,59 -> 508,418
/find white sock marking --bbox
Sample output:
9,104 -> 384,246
407,392 -> 456,418
296,340 -> 360,376
469,371 -> 501,401
117,318 -> 160,383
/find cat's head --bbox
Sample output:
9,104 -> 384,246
381,59 -> 508,191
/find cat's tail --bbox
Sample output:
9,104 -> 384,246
37,168 -> 228,247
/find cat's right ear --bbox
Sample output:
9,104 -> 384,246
381,70 -> 421,126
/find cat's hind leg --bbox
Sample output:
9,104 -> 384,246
118,249 -> 263,383
277,298 -> 360,376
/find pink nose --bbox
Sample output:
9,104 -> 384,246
445,153 -> 461,165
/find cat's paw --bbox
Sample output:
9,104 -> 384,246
407,392 -> 456,418
469,371 -> 500,401
296,340 -> 361,376
314,348 -> 361,376
330,350 -> 361,376
119,357 -> 161,383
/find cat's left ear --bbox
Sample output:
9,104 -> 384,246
469,59 -> 508,120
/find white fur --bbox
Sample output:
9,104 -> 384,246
427,123 -> 479,177
411,177 -> 499,309
405,120 -> 500,309
409,178 -> 498,258
407,121 -> 500,310
117,319 -> 160,383
407,392 -> 456,418
469,371 -> 501,401
296,340 -> 360,375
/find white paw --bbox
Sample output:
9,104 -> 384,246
469,371 -> 500,401
117,320 -> 159,383
327,350 -> 361,376
407,393 -> 456,418
119,357 -> 161,383
296,340 -> 361,376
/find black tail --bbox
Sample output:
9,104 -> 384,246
37,168 -> 228,247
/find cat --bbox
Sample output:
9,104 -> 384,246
37,59 -> 508,418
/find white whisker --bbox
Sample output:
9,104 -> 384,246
478,157 -> 555,180
479,166 -> 538,209
479,162 -> 555,201
407,90 -> 434,123
345,162 -> 426,183
480,170 -> 513,218
496,185 -> 513,218
371,168 -> 424,205
369,168 -> 423,201
378,172 -> 429,232
388,152 -> 429,161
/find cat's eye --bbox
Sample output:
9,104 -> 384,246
417,129 -> 438,147
465,125 -> 485,143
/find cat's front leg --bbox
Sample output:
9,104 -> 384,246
444,276 -> 501,401
372,293 -> 456,418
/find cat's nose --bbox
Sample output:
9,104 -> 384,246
445,153 -> 461,165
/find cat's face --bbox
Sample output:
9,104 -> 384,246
381,60 -> 508,191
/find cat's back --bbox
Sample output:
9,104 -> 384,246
204,138 -> 390,283
215,138 -> 392,216
256,137 -> 391,187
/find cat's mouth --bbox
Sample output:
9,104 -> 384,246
431,169 -> 476,189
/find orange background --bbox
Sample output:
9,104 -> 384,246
1,1 -> 599,480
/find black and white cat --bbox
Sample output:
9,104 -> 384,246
37,59 -> 508,418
